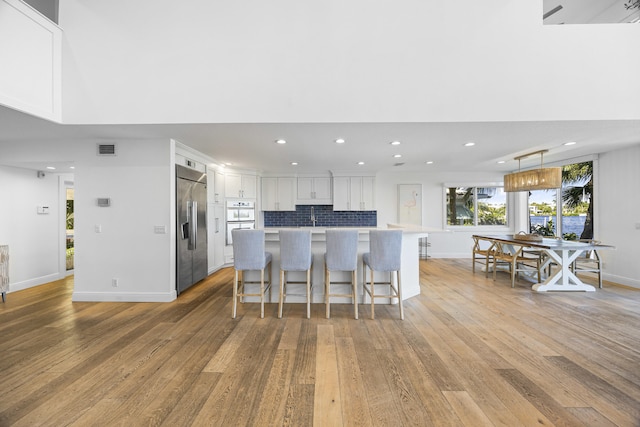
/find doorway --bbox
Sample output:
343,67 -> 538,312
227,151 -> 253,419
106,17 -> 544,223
66,185 -> 74,272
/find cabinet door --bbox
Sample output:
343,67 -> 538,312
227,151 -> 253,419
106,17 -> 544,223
361,176 -> 375,210
241,175 -> 257,199
297,177 -> 314,199
333,177 -> 350,210
276,177 -> 296,211
261,177 -> 278,211
225,173 -> 242,198
313,177 -> 332,201
214,170 -> 225,203
349,177 -> 363,210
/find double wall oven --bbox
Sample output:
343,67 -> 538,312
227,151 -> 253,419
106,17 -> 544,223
226,200 -> 255,245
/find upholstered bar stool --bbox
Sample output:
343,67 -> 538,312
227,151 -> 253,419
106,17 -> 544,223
231,229 -> 272,318
362,229 -> 403,320
324,229 -> 359,319
278,229 -> 313,319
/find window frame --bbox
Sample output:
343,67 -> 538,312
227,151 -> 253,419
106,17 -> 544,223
442,182 -> 510,230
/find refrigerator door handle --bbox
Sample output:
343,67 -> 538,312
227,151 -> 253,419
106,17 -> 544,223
191,201 -> 198,250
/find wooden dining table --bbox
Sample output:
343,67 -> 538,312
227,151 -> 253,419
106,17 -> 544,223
472,234 -> 614,292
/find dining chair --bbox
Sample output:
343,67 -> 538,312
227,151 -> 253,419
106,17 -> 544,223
231,229 -> 272,318
492,241 -> 541,287
572,239 -> 603,288
362,229 -> 403,320
324,229 -> 359,319
278,229 -> 314,318
472,236 -> 496,278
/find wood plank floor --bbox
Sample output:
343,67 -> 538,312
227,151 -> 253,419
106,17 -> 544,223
1,259 -> 639,426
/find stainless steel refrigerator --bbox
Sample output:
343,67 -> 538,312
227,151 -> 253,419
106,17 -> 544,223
176,165 -> 208,295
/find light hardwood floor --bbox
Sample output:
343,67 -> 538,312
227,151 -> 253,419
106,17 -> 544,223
1,259 -> 639,426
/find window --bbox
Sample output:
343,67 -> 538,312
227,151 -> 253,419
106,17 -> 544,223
446,186 -> 507,227
527,161 -> 593,240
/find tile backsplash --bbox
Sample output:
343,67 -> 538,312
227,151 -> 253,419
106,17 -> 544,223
264,205 -> 377,228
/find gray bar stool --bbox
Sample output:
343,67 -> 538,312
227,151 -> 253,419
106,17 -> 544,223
231,229 -> 272,318
362,229 -> 403,320
278,229 -> 313,319
324,229 -> 359,319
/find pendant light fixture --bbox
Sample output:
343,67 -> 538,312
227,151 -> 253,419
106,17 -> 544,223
503,149 -> 562,192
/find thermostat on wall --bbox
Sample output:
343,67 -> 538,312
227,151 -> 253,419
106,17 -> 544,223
97,198 -> 111,207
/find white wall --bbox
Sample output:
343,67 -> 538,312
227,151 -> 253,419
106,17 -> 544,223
0,166 -> 66,291
59,1 -> 640,125
598,143 -> 640,288
72,139 -> 176,302
376,170 -> 512,258
0,138 -> 176,301
0,0 -> 61,121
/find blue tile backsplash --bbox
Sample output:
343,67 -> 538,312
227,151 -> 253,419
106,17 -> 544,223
264,205 -> 377,228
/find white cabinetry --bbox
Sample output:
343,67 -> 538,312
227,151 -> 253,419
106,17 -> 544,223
333,176 -> 375,211
262,177 -> 296,211
225,172 -> 257,199
207,204 -> 226,271
297,177 -> 332,204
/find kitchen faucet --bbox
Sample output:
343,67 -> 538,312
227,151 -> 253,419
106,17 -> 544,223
310,207 -> 316,227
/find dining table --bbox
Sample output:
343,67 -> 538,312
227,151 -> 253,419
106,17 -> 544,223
472,234 -> 614,292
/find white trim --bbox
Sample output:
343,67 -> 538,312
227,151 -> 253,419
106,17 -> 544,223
72,290 -> 177,302
9,272 -> 63,292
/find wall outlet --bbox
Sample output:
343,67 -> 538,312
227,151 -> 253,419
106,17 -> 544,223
95,225 -> 102,233
112,278 -> 119,287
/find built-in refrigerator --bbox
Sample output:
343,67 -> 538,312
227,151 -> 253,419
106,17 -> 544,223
176,165 -> 208,295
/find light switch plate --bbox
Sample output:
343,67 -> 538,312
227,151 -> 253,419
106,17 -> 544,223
154,225 -> 167,234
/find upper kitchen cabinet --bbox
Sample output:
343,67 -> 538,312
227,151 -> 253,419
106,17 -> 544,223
297,177 -> 332,204
262,177 -> 296,211
206,167 -> 225,204
333,176 -> 376,211
225,172 -> 257,199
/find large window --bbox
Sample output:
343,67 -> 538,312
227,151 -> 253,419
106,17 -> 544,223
446,186 -> 507,227
528,161 -> 593,240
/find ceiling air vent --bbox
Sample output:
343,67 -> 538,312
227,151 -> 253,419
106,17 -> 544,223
97,143 -> 117,156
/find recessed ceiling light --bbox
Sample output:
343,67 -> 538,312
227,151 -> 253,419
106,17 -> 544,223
497,160 -> 506,164
425,161 -> 434,165
69,166 -> 75,169
393,154 -> 402,158
225,162 -> 233,166
564,141 -> 577,146
464,142 -> 475,147
335,138 -> 345,144
357,161 -> 365,165
276,139 -> 287,144
390,141 -> 401,145
291,162 -> 298,166
46,166 -> 56,170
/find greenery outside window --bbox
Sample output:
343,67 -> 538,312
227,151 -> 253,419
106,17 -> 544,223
446,186 -> 507,227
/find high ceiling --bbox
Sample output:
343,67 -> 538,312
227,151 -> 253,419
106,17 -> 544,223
1,105 -> 639,175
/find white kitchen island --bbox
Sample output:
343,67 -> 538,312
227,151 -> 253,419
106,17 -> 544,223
249,224 -> 429,304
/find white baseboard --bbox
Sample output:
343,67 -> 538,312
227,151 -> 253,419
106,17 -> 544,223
8,272 -> 64,293
603,273 -> 639,290
72,290 -> 177,302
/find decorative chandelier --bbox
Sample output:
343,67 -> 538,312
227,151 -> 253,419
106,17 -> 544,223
503,149 -> 562,192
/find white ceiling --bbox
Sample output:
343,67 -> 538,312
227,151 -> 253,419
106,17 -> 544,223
1,105 -> 639,175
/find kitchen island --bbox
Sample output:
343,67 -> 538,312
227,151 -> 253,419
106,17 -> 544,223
247,224 -> 429,304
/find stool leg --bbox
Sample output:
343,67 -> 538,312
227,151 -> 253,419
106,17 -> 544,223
306,269 -> 311,319
352,270 -> 358,320
232,270 -> 239,318
397,270 -> 404,320
260,269 -> 265,319
278,269 -> 285,318
370,268 -> 375,320
325,267 -> 330,319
